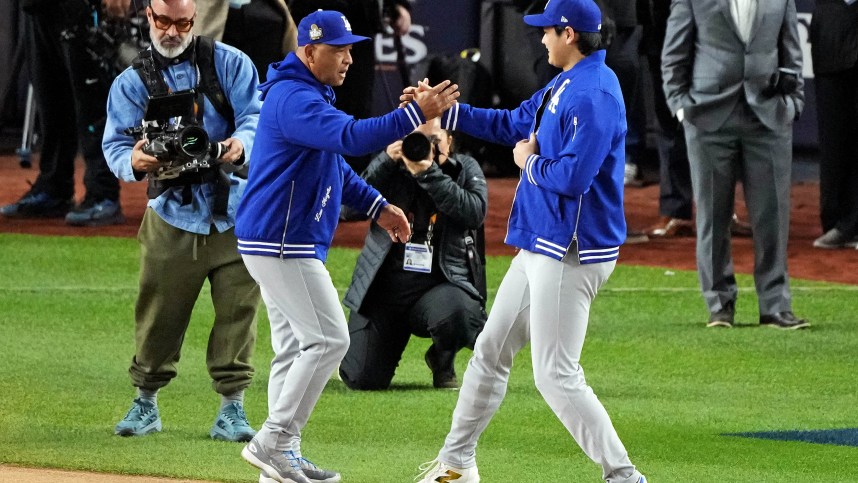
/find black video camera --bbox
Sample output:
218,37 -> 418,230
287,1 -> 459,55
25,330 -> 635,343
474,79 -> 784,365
60,0 -> 149,86
401,132 -> 440,163
125,90 -> 227,180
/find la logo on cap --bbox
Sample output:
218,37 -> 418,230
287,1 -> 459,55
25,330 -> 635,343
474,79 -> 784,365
309,23 -> 323,40
341,15 -> 353,32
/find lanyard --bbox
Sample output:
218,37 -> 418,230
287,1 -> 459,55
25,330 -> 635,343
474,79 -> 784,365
407,213 -> 437,246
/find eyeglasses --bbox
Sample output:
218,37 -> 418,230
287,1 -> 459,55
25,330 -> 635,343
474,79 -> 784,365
149,7 -> 195,33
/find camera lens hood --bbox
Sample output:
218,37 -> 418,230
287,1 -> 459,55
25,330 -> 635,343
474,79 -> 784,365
401,132 -> 432,162
177,125 -> 211,159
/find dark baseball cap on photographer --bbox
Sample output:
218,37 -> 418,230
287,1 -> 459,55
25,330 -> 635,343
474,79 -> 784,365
297,10 -> 371,46
523,0 -> 602,33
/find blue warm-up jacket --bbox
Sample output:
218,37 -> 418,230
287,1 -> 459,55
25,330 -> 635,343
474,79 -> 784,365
440,50 -> 627,264
235,52 -> 426,262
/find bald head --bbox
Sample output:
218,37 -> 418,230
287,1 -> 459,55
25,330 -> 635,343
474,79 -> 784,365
148,0 -> 196,58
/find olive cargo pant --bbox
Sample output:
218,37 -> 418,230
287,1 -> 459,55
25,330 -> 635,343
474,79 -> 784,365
129,209 -> 260,395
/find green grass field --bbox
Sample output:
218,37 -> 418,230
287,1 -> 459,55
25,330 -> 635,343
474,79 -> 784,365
0,233 -> 856,482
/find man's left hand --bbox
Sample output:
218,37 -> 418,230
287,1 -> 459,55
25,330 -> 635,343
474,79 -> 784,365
513,133 -> 538,170
219,138 -> 245,164
377,204 -> 411,243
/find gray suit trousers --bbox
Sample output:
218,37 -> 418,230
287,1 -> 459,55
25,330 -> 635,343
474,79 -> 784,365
684,101 -> 793,316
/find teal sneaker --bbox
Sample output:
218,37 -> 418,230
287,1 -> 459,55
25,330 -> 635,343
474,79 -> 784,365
259,451 -> 341,483
114,397 -> 161,436
210,401 -> 256,442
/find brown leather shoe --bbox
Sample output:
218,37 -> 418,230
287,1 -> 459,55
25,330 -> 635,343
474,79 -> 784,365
730,214 -> 752,237
648,217 -> 695,238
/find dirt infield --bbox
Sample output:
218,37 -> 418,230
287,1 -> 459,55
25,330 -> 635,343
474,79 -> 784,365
1,155 -> 854,285
0,465 -> 215,483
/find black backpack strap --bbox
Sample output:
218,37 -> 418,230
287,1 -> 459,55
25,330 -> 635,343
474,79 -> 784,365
132,49 -> 170,97
195,36 -> 235,133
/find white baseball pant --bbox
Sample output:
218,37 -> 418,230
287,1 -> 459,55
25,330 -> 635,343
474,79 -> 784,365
241,255 -> 349,453
437,249 -> 642,483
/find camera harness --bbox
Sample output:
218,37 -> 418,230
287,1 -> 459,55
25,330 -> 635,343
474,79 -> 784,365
132,36 -> 235,218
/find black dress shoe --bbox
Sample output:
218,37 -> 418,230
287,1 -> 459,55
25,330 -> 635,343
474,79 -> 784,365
425,345 -> 459,389
0,191 -> 72,218
759,311 -> 809,330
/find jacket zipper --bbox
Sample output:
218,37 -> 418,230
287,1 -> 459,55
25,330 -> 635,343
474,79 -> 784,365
279,180 -> 295,260
572,115 -> 578,141
568,116 -> 581,261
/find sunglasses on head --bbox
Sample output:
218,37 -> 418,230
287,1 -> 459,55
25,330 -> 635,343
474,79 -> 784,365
149,6 -> 195,33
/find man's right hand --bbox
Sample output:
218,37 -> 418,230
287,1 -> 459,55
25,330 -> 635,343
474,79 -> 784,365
412,80 -> 459,120
131,139 -> 160,173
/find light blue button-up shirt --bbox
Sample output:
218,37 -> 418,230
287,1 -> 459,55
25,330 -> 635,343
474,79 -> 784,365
103,40 -> 260,235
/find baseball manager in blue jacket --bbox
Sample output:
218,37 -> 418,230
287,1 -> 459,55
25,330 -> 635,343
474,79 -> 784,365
235,9 -> 459,483
413,1 -> 646,482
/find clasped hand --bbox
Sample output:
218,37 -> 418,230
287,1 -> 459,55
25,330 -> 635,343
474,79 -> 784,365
399,78 -> 460,120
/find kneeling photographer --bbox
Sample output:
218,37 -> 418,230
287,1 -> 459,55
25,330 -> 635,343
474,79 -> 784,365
102,0 -> 262,442
340,118 -> 488,390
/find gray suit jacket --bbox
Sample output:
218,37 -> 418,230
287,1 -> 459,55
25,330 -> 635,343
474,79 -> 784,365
661,0 -> 804,132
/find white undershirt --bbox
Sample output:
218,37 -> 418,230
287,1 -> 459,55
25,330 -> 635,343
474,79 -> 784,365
730,0 -> 757,44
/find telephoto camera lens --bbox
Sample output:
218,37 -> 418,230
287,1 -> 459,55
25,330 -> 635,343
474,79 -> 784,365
401,132 -> 432,161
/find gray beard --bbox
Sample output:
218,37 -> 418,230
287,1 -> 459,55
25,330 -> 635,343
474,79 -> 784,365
152,34 -> 194,59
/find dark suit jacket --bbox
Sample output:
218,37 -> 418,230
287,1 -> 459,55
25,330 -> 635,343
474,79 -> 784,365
810,0 -> 858,75
661,0 -> 805,133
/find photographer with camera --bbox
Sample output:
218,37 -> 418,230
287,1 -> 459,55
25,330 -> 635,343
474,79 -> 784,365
338,118 -> 488,391
1,0 -> 131,225
662,0 -> 809,329
102,0 -> 264,441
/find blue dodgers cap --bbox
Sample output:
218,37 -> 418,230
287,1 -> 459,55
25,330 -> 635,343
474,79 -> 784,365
523,0 -> 602,33
297,10 -> 371,46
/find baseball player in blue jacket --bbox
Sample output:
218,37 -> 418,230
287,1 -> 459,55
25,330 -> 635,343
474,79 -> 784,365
414,1 -> 646,482
235,10 -> 459,483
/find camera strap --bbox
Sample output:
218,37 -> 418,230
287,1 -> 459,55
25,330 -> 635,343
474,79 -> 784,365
133,50 -> 170,97
464,227 -> 487,307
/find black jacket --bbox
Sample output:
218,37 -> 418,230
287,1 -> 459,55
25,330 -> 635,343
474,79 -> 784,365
343,152 -> 488,313
810,0 -> 858,75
